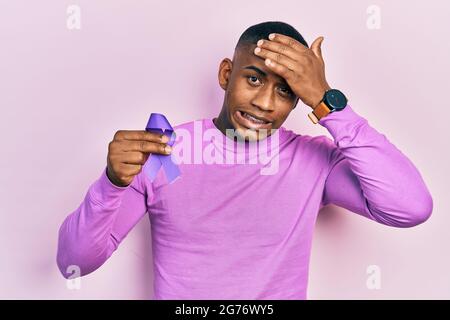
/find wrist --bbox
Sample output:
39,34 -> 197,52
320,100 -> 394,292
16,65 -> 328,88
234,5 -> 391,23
310,84 -> 331,110
307,87 -> 348,124
106,166 -> 130,188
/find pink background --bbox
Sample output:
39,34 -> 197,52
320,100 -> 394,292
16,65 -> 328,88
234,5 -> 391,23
0,0 -> 448,299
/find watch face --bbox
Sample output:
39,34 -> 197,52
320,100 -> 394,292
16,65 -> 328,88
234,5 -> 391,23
324,89 -> 347,111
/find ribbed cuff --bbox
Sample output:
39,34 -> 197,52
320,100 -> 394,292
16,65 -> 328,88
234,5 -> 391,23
88,167 -> 129,206
318,104 -> 368,142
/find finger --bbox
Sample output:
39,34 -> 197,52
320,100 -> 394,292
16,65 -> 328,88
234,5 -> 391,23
254,46 -> 298,70
256,38 -> 300,62
263,58 -> 297,82
114,130 -> 169,143
120,151 -> 149,165
121,140 -> 171,154
267,33 -> 308,53
310,36 -> 325,62
118,163 -> 143,177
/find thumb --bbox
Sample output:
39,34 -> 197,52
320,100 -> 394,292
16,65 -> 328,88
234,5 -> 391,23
310,36 -> 324,61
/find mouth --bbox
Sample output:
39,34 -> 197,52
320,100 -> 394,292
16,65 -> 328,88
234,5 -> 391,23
234,110 -> 273,130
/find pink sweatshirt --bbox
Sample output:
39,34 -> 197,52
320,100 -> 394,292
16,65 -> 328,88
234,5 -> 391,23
57,105 -> 433,299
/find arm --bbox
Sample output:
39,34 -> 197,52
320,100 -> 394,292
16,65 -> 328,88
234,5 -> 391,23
56,167 -> 150,278
319,105 -> 433,228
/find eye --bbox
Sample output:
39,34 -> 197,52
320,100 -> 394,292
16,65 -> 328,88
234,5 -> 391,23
247,75 -> 261,86
278,86 -> 293,97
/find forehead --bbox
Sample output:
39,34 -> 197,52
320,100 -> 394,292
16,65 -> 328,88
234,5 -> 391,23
233,45 -> 288,84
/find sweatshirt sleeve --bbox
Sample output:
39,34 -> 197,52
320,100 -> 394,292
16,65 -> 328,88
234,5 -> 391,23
56,167 -> 150,278
319,104 -> 433,228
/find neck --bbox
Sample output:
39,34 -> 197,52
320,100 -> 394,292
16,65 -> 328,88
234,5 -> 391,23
213,108 -> 235,139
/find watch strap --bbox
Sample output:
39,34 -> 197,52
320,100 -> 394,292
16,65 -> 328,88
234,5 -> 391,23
308,101 -> 331,124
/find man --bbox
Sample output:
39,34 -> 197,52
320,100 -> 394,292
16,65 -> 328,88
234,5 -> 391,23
57,21 -> 433,299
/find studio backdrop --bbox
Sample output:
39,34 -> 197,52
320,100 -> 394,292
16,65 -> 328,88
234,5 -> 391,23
0,0 -> 448,299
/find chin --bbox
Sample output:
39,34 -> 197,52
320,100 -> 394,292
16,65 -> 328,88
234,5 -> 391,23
235,128 -> 259,142
230,109 -> 275,141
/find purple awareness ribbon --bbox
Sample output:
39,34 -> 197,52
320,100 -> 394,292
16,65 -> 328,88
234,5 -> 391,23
143,113 -> 181,184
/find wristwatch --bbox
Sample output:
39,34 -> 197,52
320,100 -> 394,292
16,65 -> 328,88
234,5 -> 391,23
308,89 -> 348,124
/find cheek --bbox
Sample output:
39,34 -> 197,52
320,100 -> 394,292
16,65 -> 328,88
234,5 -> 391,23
273,108 -> 292,125
228,85 -> 253,104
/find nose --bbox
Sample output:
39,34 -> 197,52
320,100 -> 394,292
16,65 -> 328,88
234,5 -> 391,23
251,84 -> 275,112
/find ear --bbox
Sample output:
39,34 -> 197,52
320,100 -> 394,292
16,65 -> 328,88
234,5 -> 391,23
218,58 -> 232,90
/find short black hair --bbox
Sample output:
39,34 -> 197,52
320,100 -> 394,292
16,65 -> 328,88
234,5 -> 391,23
235,21 -> 308,51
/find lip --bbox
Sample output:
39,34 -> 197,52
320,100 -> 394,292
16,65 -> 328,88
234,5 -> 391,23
234,110 -> 273,130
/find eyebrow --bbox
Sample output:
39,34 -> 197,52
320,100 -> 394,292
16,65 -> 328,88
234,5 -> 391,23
243,65 -> 267,77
